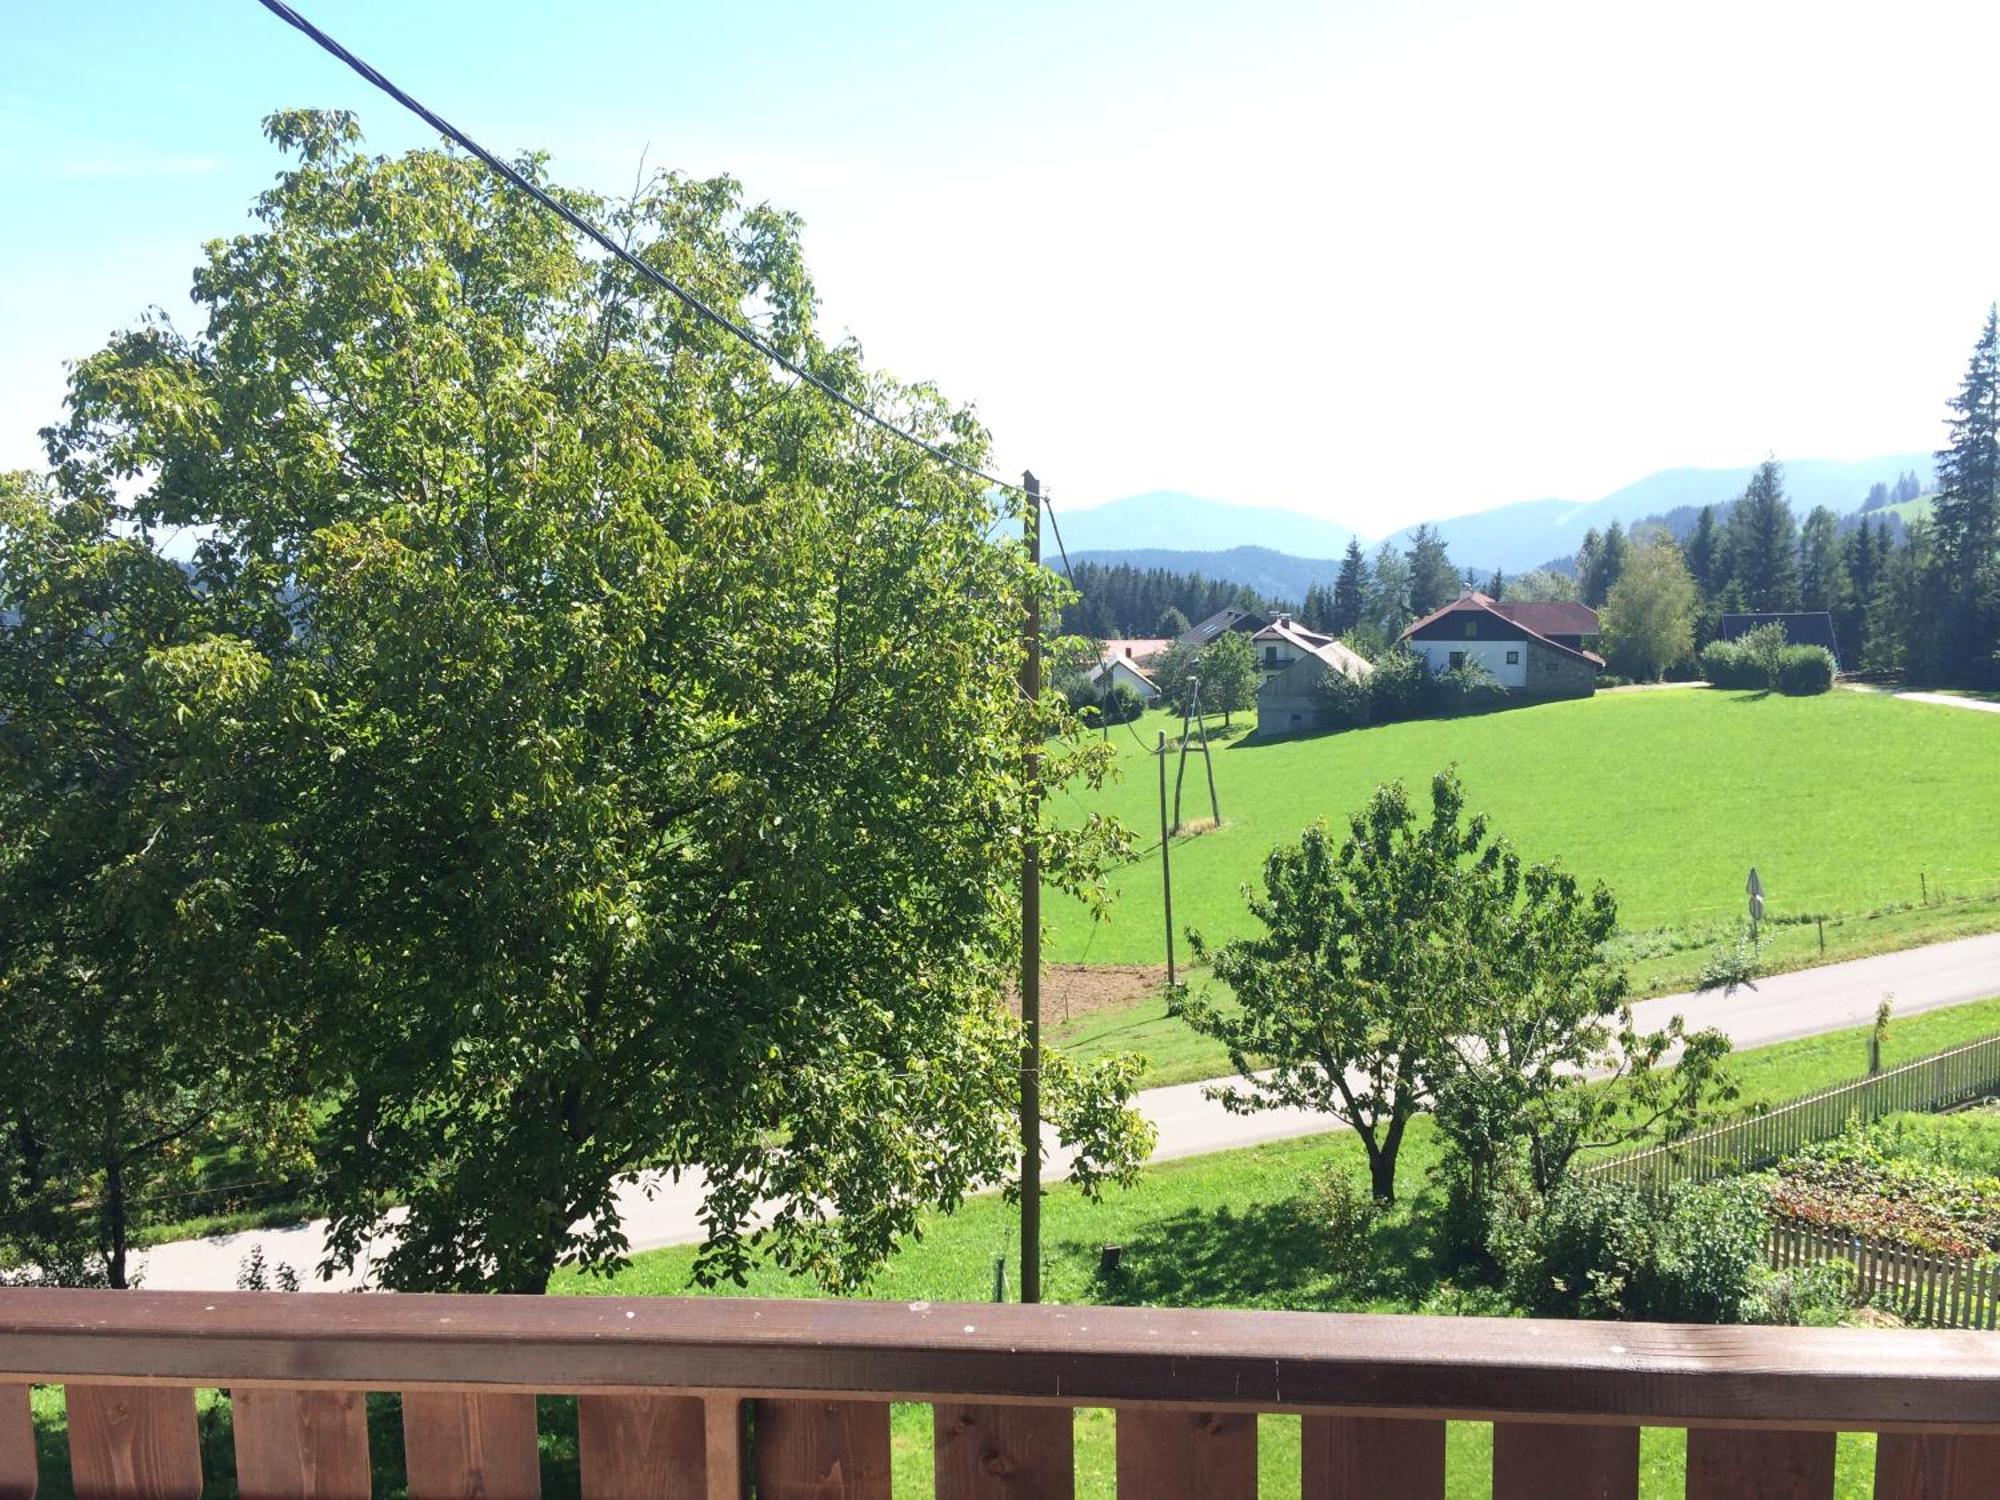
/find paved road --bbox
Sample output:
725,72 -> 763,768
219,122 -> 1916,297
1843,683 -> 2000,716
134,931 -> 2000,1291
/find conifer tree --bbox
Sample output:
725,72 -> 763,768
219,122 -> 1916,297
1929,307 -> 2000,680
1405,524 -> 1460,617
1723,460 -> 1799,611
1331,539 -> 1368,636
1580,521 -> 1628,606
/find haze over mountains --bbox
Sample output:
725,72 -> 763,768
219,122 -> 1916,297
1063,453 -> 1936,583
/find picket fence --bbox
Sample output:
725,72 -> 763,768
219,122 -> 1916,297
1581,1031 -> 2000,1193
1767,1214 -> 2000,1331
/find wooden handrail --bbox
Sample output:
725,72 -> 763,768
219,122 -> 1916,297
1,1290 -> 1997,1432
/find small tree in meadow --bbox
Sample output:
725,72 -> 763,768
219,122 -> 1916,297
1184,772 -> 1496,1202
1199,629 -> 1260,727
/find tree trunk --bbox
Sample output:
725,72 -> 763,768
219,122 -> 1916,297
1366,1111 -> 1410,1203
105,1158 -> 128,1290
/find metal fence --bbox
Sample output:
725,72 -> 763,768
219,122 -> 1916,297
1581,1032 -> 2000,1194
1767,1214 -> 2000,1331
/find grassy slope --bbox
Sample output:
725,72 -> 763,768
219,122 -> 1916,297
1050,691 -> 2000,967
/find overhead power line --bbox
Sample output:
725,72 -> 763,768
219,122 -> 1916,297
253,0 -> 1028,502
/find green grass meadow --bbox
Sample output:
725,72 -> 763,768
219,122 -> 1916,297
1049,688 -> 2000,970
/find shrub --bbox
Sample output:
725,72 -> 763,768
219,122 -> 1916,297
1749,1259 -> 1854,1327
1649,1179 -> 1770,1323
1425,659 -> 1508,714
1313,669 -> 1372,731
1738,621 -> 1790,684
1595,673 -> 1633,689
1498,1176 -> 1771,1322
1307,1163 -> 1381,1275
1699,639 -> 1759,689
1365,646 -> 1429,723
1775,645 -> 1834,695
1497,1176 -> 1659,1319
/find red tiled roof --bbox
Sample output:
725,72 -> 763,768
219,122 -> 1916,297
1401,592 -> 1602,669
1491,600 -> 1598,637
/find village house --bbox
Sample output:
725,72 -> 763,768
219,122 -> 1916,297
1254,614 -> 1374,731
1401,592 -> 1602,698
1085,636 -> 1171,703
1176,606 -> 1268,646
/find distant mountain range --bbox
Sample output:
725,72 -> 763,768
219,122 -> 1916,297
1060,453 -> 1937,588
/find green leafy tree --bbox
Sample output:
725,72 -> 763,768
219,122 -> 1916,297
1154,604 -> 1191,638
1152,639 -> 1204,718
1199,628 -> 1260,727
43,111 -> 1151,1294
1405,524 -> 1460,617
1506,568 -> 1580,604
1184,772 -> 1493,1202
1367,541 -> 1413,640
0,474 -> 300,1287
1600,532 -> 1697,680
1431,850 -> 1733,1199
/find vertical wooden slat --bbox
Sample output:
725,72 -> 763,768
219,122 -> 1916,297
705,1398 -> 745,1500
1685,1428 -> 1834,1500
1115,1409 -> 1255,1500
66,1385 -> 201,1500
233,1389 -> 370,1500
1491,1421 -> 1637,1500
0,1385 -> 33,1500
752,1400 -> 889,1500
577,1395 -> 706,1499
935,1405 -> 1072,1498
400,1392 -> 539,1500
1300,1415 -> 1444,1499
1873,1434 -> 2000,1499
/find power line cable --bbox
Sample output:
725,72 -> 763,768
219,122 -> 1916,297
254,0 -> 1029,503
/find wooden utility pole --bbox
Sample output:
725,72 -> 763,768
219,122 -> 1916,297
1157,729 -> 1177,987
1019,471 -> 1043,1305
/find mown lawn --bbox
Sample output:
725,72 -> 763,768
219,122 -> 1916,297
23,1000 -> 1998,1499
1048,689 -> 2000,969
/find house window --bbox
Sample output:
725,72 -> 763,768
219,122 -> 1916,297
1264,645 -> 1279,665
1449,651 -> 1467,669
1506,650 -> 1520,665
1464,620 -> 1478,637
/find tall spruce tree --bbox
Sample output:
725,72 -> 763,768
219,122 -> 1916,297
1580,521 -> 1628,607
1723,460 -> 1799,611
1405,524 -> 1461,617
1369,541 -> 1414,640
1331,539 -> 1368,636
1929,307 -> 2000,680
1841,520 -> 1879,669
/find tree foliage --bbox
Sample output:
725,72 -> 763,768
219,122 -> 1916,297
29,111 -> 1151,1293
1600,532 -> 1697,681
1198,628 -> 1260,727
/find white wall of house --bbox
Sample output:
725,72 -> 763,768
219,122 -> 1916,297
1087,657 -> 1161,701
1410,638 -> 1529,689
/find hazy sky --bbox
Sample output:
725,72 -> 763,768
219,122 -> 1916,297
4,0 -> 1995,532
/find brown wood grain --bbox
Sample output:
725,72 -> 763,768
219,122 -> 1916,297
400,1391 -> 539,1500
934,1404 -> 1072,1498
576,1394 -> 705,1499
752,1400 -> 889,1500
1300,1414 -> 1444,1499
233,1388 -> 370,1500
0,1384 -> 32,1500
65,1385 -> 200,1500
4,1291 -> 2000,1434
1491,1420 -> 1638,1500
704,1398 -> 745,1500
1873,1434 -> 2000,1499
1114,1408 -> 1255,1500
1686,1427 -> 1835,1500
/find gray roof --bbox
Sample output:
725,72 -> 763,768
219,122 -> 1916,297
1717,612 -> 1841,668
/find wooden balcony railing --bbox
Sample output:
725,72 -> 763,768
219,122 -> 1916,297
2,1288 -> 1998,1498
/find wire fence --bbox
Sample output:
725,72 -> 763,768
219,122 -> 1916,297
1580,1032 -> 2000,1194
1767,1215 -> 2000,1331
